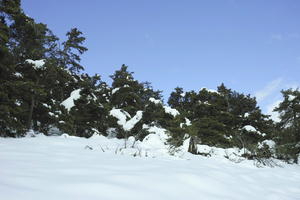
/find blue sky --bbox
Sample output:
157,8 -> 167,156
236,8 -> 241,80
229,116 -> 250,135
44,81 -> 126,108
22,0 -> 300,116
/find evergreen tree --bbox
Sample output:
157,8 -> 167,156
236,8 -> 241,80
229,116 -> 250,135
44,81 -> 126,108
109,64 -> 143,115
60,28 -> 87,74
168,87 -> 184,110
275,88 -> 300,140
58,74 -> 110,137
138,81 -> 162,104
0,0 -> 25,136
273,89 -> 300,163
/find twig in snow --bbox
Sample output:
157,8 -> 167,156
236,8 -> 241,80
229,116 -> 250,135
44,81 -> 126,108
85,145 -> 93,150
99,145 -> 105,152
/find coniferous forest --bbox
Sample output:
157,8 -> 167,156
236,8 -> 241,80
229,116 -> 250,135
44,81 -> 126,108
1,0 -> 300,164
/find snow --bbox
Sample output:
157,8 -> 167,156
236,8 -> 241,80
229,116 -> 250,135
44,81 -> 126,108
244,112 -> 250,117
142,125 -> 169,154
61,89 -> 82,111
266,100 -> 281,122
112,85 -> 130,95
242,125 -> 266,136
180,118 -> 192,128
25,59 -> 45,69
15,100 -> 21,106
14,72 -> 22,77
242,125 -> 257,132
288,94 -> 296,101
163,106 -> 180,117
107,128 -> 118,138
110,109 -> 130,127
42,103 -> 51,109
109,109 -> 143,131
48,126 -> 63,135
111,87 -> 120,94
259,140 -> 276,149
185,118 -> 191,126
200,87 -> 219,94
48,112 -> 55,116
25,129 -> 35,137
199,100 -> 211,105
124,111 -> 143,131
0,135 -> 300,200
149,97 -> 162,104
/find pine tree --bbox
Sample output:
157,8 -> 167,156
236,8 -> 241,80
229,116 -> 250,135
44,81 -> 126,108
109,64 -> 143,115
60,28 -> 87,74
58,74 -> 109,137
0,0 -> 28,136
275,89 -> 300,141
271,88 -> 300,163
0,1 -> 25,136
168,87 -> 184,110
138,81 -> 162,104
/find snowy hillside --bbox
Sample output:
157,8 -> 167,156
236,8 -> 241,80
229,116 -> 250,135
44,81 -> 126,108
1,133 -> 300,200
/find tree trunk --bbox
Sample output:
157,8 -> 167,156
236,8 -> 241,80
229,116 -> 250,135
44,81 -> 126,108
188,136 -> 198,154
27,78 -> 39,130
27,94 -> 35,130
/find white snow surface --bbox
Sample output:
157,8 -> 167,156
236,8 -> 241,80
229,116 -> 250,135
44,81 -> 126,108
61,89 -> 82,111
142,125 -> 169,152
0,133 -> 300,200
110,109 -> 143,131
163,106 -> 180,117
25,59 -> 45,69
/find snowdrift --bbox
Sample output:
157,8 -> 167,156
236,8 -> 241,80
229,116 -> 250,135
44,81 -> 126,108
1,130 -> 300,200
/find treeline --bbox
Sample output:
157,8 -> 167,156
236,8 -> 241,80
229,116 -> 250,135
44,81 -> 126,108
0,0 -> 299,163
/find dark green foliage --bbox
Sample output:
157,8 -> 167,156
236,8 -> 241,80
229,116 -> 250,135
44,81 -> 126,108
1,0 -> 299,165
168,87 -> 185,110
167,84 -> 274,155
275,89 -> 300,141
273,88 -> 300,163
61,28 -> 87,74
0,1 -> 89,136
58,74 -> 110,138
275,143 -> 300,164
109,64 -> 143,115
108,65 -> 164,140
193,118 -> 229,147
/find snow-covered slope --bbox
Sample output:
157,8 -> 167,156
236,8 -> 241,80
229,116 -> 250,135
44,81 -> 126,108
0,134 -> 300,200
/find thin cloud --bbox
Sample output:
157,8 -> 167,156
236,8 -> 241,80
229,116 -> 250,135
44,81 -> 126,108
271,34 -> 283,41
255,78 -> 283,102
270,33 -> 300,41
144,33 -> 151,40
144,33 -> 155,47
266,100 -> 281,122
288,33 -> 300,39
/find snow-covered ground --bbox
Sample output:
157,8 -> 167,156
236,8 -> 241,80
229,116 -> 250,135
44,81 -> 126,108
0,134 -> 300,200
